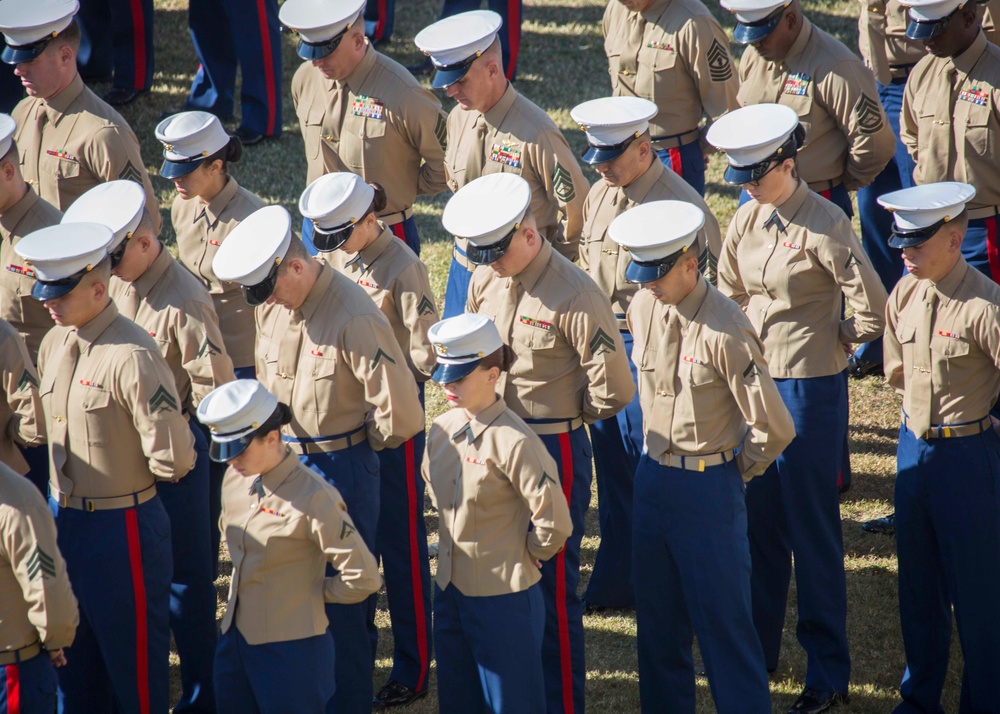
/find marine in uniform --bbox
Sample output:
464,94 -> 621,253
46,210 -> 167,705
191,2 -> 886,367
451,173 -> 634,714
415,12 -> 588,318
213,205 -> 423,714
608,200 -> 794,714
283,0 -> 448,257
569,95 -> 722,611
301,172 -> 437,710
0,0 -> 161,234
198,379 -> 382,714
0,460 -> 78,714
423,313 -> 573,713
63,180 -> 234,714
16,223 -> 196,714
76,0 -> 154,105
0,318 -> 44,480
602,0 -> 739,194
877,182 -> 1000,714
709,104 -> 888,714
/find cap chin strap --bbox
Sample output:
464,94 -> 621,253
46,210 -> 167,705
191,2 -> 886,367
891,215 -> 951,243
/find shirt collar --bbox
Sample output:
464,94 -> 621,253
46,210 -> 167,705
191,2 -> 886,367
132,244 -> 173,298
951,30 -> 988,73
76,300 -> 120,352
641,0 -> 671,20
203,176 -> 241,227
781,16 -> 813,69
483,82 -> 518,127
43,74 -> 85,125
344,43 -> 378,94
765,178 -> 811,230
300,262 -> 335,321
623,158 -> 663,204
451,396 -> 508,444
0,186 -> 39,240
354,223 -> 394,271
930,256 -> 969,298
673,273 -> 709,329
515,240 -> 553,292
260,448 -> 302,493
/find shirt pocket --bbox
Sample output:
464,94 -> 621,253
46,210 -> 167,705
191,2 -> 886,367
300,355 -> 337,414
962,97 -> 994,158
39,150 -> 81,186
510,320 -> 557,376
782,93 -> 814,140
341,114 -> 387,171
637,43 -> 677,104
81,387 -> 112,446
303,103 -> 326,161
681,359 -> 716,388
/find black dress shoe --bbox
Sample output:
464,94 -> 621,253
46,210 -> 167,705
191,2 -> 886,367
103,87 -> 148,106
788,687 -> 849,714
373,681 -> 427,710
861,513 -> 895,535
232,126 -> 272,147
847,355 -> 883,379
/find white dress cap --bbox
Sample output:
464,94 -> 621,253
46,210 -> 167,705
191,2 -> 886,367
428,312 -> 504,365
877,182 -> 976,231
608,201 -> 705,263
706,103 -> 799,167
62,180 -> 146,252
902,0 -> 965,21
197,379 -> 279,441
155,111 -> 230,162
15,222 -> 112,281
299,172 -> 375,231
442,173 -> 531,247
0,0 -> 78,48
719,0 -> 788,23
212,205 -> 292,286
415,11 -> 502,68
571,96 -> 657,147
0,114 -> 16,159
279,0 -> 365,43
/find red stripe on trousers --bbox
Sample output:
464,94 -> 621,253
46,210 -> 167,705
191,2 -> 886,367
820,189 -> 832,200
555,433 -> 574,714
127,0 -> 145,90
256,0 -> 277,136
375,0 -> 387,41
5,664 -> 20,714
668,147 -> 683,177
390,222 -> 406,243
125,509 -> 151,714
404,438 -> 429,690
506,0 -> 521,80
986,217 -> 1000,284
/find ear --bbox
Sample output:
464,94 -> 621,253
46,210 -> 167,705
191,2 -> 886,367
206,159 -> 224,176
485,366 -> 500,385
949,227 -> 965,252
138,234 -> 155,252
58,42 -> 74,65
91,278 -> 107,301
1,161 -> 15,182
354,30 -> 367,51
288,257 -> 307,276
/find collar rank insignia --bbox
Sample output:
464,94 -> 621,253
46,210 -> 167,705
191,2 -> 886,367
351,95 -> 385,119
959,86 -> 988,106
490,142 -> 522,169
519,315 -> 553,331
6,263 -> 35,278
782,73 -> 811,96
646,40 -> 674,50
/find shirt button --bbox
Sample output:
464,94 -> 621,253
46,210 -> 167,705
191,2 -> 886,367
767,244 -> 773,250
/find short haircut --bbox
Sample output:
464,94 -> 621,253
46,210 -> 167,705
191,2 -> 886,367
278,234 -> 311,272
55,19 -> 81,51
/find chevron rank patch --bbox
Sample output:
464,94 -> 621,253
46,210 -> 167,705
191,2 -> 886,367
372,347 -> 397,369
959,86 -> 989,106
742,359 -> 760,381
435,114 -> 448,151
16,368 -> 37,392
707,39 -> 733,82
538,471 -> 558,488
340,521 -> 357,540
844,250 -> 861,269
490,142 -> 522,168
589,327 -> 616,357
417,295 -> 436,316
118,160 -> 143,183
197,336 -> 221,359
350,95 -> 385,119
855,94 -> 884,134
27,545 -> 56,580
148,385 -> 178,413
783,73 -> 811,96
552,163 -> 576,203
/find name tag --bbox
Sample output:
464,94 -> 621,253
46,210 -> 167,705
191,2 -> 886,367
959,87 -> 988,106
783,73 -> 811,96
45,149 -> 78,162
519,315 -> 553,331
351,95 -> 385,119
646,40 -> 673,51
490,142 -> 522,169
6,263 -> 35,278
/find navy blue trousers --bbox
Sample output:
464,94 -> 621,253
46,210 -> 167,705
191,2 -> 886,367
18,444 -> 48,497
443,246 -> 473,319
186,0 -> 282,136
529,424 -> 591,714
295,440 -> 379,714
77,0 -> 154,91
364,0 -> 395,44
1,652 -> 57,714
434,583 -> 545,714
962,214 -> 1000,285
50,496 -> 172,714
584,330 -> 642,609
654,140 -> 705,196
634,454 -> 771,713
302,216 -> 420,257
439,0 -> 521,80
156,422 -> 217,713
893,424 -> 1000,714
214,626 -> 336,714
746,373 -> 850,694
0,42 -> 22,113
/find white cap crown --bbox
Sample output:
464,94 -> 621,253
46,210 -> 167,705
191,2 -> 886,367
706,103 -> 799,167
279,0 -> 365,43
0,0 -> 78,48
571,96 -> 657,147
877,182 -> 976,231
62,180 -> 146,251
608,201 -> 705,262
299,172 -> 374,231
14,222 -> 112,281
442,173 -> 531,247
197,380 -> 279,441
212,205 -> 292,285
414,10 -> 502,67
428,313 -> 504,365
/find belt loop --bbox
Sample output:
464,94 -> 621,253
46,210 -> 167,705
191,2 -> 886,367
86,499 -> 95,513
59,492 -> 68,508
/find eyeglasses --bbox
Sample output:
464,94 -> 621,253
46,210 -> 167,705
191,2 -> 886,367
312,207 -> 374,252
466,224 -> 520,265
241,260 -> 281,306
109,236 -> 131,269
745,160 -> 780,188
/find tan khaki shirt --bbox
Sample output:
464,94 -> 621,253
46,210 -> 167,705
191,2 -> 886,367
0,319 -> 44,475
718,180 -> 888,378
628,278 -> 795,478
12,75 -> 160,234
603,0 -> 739,141
291,45 -> 448,218
444,84 -> 587,261
738,17 -> 896,191
0,188 -> 60,362
220,449 -> 381,645
466,241 -> 636,422
885,258 -> 1000,424
900,32 -> 1000,215
0,462 -> 77,652
322,224 -> 438,381
172,177 -> 265,369
580,158 -> 723,319
255,264 -> 423,449
109,247 -> 235,412
423,397 -> 572,597
37,302 -> 196,499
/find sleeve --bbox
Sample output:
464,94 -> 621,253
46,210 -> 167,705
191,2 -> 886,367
563,290 -> 636,422
254,307 -> 268,379
977,302 -> 1000,374
404,86 -> 449,197
503,437 -> 572,562
602,3 -> 619,92
716,217 -> 750,308
465,267 -> 486,313
83,126 -> 162,234
682,14 -> 740,126
393,263 -> 439,380
900,74 -> 920,161
311,488 -> 383,604
532,129 -> 588,262
2,333 -> 45,447
420,432 -> 439,510
119,349 -> 196,481
858,0 -> 893,86
883,285 -> 906,395
343,312 -> 424,450
1,500 -> 79,649
817,60 -> 896,190
578,194 -> 595,274
698,205 -> 724,285
177,301 -> 236,408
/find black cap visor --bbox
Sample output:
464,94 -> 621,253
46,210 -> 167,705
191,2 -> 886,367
888,216 -> 950,249
240,260 -> 281,307
732,5 -> 786,44
2,36 -> 52,64
431,358 -> 483,384
294,27 -> 348,61
466,223 -> 519,265
31,275 -> 83,301
430,53 -> 479,89
160,156 -> 205,180
312,207 -> 373,252
581,133 -> 639,165
108,237 -> 132,270
905,10 -> 956,40
209,433 -> 254,462
625,246 -> 690,284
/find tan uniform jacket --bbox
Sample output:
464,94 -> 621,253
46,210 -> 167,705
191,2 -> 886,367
738,17 -> 895,191
0,319 -> 44,475
885,258 -> 1000,425
422,397 -> 572,596
255,264 -> 422,450
291,46 -> 448,218
718,180 -> 888,379
580,158 -> 722,319
466,241 -> 636,422
172,177 -> 265,369
900,31 -> 1000,215
220,449 -> 381,645
603,0 -> 739,142
37,302 -> 196,499
0,462 -> 77,652
12,75 -> 160,234
0,188 -> 60,362
109,247 -> 235,412
628,279 -> 795,478
322,224 -> 438,381
444,84 -> 587,262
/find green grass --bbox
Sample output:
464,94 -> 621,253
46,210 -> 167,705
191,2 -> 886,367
117,0 -> 970,710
